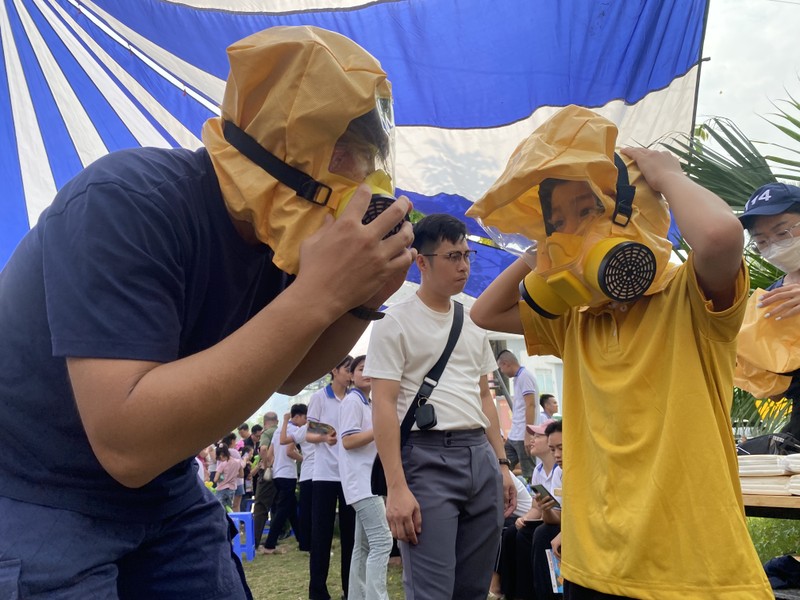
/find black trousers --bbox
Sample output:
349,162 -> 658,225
532,523 -> 561,599
308,480 -> 355,600
264,477 -> 298,549
499,520 -> 539,600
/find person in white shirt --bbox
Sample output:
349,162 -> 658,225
367,214 -> 516,600
496,350 -> 539,480
279,403 -> 313,552
306,355 -> 356,600
339,355 -> 392,600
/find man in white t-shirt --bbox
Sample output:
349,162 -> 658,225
366,214 -> 517,600
496,350 -> 539,480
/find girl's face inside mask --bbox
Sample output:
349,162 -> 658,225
546,181 -> 604,235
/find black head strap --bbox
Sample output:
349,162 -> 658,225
612,152 -> 636,227
222,120 -> 332,206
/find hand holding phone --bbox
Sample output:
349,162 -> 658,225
531,483 -> 561,509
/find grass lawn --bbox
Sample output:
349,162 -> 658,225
241,539 -> 406,599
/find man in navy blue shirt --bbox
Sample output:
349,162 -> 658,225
0,26 -> 413,599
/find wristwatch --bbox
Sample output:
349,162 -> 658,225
348,305 -> 385,321
498,458 -> 511,467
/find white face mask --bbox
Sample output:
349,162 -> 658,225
762,236 -> 800,273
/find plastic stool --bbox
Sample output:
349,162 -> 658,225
228,511 -> 256,562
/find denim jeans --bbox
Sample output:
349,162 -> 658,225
216,487 -> 235,510
349,496 -> 392,600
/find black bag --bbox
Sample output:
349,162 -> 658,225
370,302 -> 464,496
737,431 -> 800,456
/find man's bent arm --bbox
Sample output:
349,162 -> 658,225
480,375 -> 517,517
471,258 -> 531,334
68,190 -> 415,488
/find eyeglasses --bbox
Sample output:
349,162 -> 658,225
422,250 -> 477,264
746,221 -> 800,255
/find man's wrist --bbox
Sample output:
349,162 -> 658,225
498,458 -> 511,468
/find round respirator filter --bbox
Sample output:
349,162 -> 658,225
597,241 -> 656,302
363,194 -> 407,238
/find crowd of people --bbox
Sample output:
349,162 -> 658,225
0,21 -> 790,600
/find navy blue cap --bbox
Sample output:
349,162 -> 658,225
739,183 -> 800,227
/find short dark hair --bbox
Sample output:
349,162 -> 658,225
539,394 -> 555,409
411,214 -> 467,255
291,403 -> 308,417
544,419 -> 562,437
237,423 -> 249,432
495,349 -> 516,363
250,424 -> 264,434
349,355 -> 366,374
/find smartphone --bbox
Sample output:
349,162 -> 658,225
531,483 -> 561,509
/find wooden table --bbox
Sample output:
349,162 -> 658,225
743,494 -> 800,520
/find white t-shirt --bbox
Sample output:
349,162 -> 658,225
364,295 -> 495,430
338,388 -> 376,505
271,427 -> 298,480
307,384 -> 345,482
508,366 -> 539,441
289,423 -> 315,483
512,476 -> 533,517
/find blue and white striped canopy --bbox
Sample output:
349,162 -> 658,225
0,0 -> 708,297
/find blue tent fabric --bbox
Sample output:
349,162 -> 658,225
0,0 -> 708,293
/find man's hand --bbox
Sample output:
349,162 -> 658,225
534,492 -> 557,512
296,185 -> 415,315
759,284 -> 800,320
386,484 -> 422,544
551,531 -> 562,559
501,468 -> 517,517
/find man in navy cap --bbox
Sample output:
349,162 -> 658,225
737,182 -> 800,437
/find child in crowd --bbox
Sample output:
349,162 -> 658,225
339,355 -> 392,600
212,445 -> 241,511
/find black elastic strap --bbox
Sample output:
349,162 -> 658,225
611,152 -> 636,227
398,301 -> 464,444
222,120 -> 332,206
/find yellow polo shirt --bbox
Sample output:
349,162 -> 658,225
521,255 -> 771,599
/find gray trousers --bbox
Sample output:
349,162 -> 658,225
400,429 -> 503,600
505,437 -> 535,481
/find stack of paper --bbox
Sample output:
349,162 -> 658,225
738,455 -> 790,477
739,475 -> 792,495
783,455 -> 800,474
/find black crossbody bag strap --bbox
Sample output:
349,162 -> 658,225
398,301 -> 464,445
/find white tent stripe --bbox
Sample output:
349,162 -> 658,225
75,0 -> 225,106
395,67 -> 698,200
42,0 -> 199,149
1,0 -> 56,225
12,0 -> 108,166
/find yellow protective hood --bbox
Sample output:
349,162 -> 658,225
466,105 -> 676,296
202,26 -> 392,274
734,290 -> 800,398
